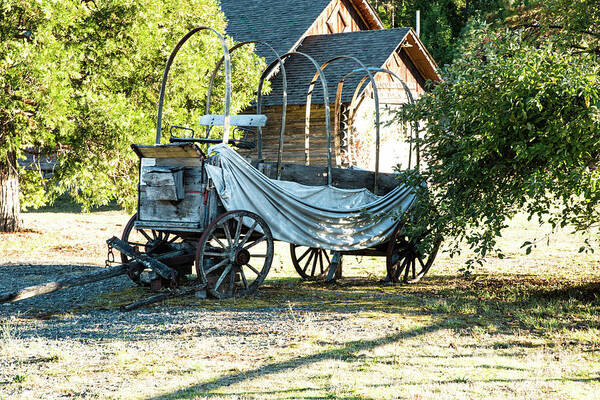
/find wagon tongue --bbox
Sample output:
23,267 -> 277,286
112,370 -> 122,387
106,237 -> 178,282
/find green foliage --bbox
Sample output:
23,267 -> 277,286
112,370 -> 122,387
369,0 -> 512,65
397,23 -> 600,264
1,0 -> 264,212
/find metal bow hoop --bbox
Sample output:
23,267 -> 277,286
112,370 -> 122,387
260,52 -> 330,181
306,56 -> 378,192
346,68 -> 418,171
207,41 -> 287,164
155,27 -> 231,145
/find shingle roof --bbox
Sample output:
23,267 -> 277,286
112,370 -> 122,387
262,28 -> 411,106
219,0 -> 332,60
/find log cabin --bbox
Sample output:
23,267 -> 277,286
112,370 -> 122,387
220,0 -> 441,172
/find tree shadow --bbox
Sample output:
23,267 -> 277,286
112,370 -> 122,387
146,320 -> 445,400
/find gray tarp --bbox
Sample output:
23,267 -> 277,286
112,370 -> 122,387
205,144 -> 416,250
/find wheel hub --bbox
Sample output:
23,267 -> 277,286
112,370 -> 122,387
234,248 -> 251,265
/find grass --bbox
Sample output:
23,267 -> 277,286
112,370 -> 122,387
0,204 -> 599,399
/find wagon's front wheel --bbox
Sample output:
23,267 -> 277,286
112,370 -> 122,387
196,210 -> 274,299
386,222 -> 441,284
121,214 -> 187,286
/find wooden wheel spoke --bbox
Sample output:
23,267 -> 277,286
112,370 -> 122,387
210,234 -> 227,250
234,216 -> 243,245
215,264 -> 233,290
203,251 -> 228,258
205,258 -> 230,275
221,222 -> 233,247
138,229 -> 153,242
297,247 -> 312,263
394,258 -> 409,281
245,263 -> 260,276
244,235 -> 266,251
167,235 -> 181,244
238,221 -> 258,248
411,258 -> 416,279
403,257 -> 412,282
318,250 -> 324,274
303,250 -> 315,272
323,250 -> 331,264
311,251 -> 318,276
416,254 -> 426,270
239,267 -> 249,289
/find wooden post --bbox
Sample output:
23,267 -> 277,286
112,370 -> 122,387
119,284 -> 206,312
0,264 -> 128,304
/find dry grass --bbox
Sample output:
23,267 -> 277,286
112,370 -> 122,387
0,208 -> 599,399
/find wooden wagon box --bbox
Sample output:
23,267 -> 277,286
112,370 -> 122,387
131,143 -> 223,233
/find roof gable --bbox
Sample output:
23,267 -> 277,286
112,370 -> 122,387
220,0 -> 332,59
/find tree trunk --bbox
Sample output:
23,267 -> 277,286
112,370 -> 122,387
0,151 -> 21,232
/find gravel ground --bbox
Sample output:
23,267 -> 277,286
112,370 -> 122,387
0,264 -> 132,317
0,263 -> 371,400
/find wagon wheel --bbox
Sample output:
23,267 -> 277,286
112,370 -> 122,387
289,245 -> 338,280
121,214 -> 187,285
196,210 -> 274,299
386,222 -> 441,284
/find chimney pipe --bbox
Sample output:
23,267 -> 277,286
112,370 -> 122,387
416,10 -> 421,37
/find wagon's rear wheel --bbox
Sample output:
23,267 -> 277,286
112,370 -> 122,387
386,222 -> 441,284
290,245 -> 338,280
196,210 -> 274,299
121,214 -> 188,285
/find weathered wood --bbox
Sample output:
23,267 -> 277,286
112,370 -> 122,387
107,237 -> 177,280
132,143 -> 203,159
142,167 -> 184,201
258,161 -> 399,194
199,114 -> 267,127
155,158 -> 202,167
0,264 -> 129,304
0,250 -> 189,304
138,163 -> 221,229
119,284 -> 206,312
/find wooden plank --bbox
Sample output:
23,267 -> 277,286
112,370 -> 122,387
0,264 -> 128,304
142,167 -> 184,201
133,144 -> 203,159
199,114 -> 267,127
155,158 -> 202,167
120,284 -> 207,312
258,161 -> 399,194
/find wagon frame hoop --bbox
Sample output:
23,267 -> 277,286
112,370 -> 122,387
155,27 -> 232,145
305,56 -> 378,191
260,52 -> 331,181
343,67 -> 419,171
